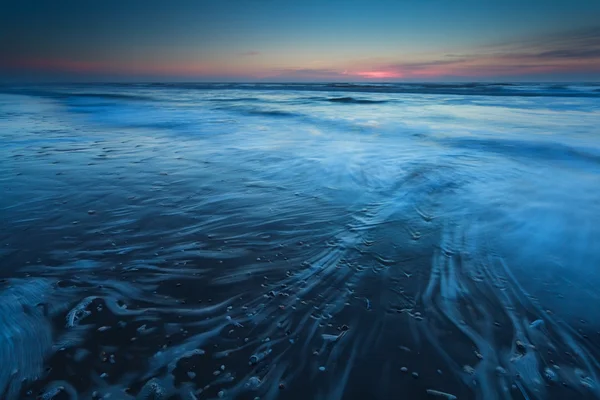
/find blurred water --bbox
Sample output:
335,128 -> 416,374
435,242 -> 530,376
1,83 -> 600,400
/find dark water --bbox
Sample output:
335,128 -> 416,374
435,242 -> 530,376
1,83 -> 600,400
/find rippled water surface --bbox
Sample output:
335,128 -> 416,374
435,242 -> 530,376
1,83 -> 600,400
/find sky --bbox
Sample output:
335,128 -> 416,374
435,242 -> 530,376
1,0 -> 599,82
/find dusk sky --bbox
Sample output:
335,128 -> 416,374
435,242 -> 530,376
1,0 -> 599,82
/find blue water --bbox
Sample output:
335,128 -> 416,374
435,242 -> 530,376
1,83 -> 600,400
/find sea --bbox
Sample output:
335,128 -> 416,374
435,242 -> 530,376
1,82 -> 600,400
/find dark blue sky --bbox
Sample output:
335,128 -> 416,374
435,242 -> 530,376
1,0 -> 599,81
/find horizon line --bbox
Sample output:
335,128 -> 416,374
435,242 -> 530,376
2,80 -> 600,85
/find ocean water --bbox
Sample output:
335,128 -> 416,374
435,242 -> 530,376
1,83 -> 600,400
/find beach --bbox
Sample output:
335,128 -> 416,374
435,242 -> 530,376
1,83 -> 600,399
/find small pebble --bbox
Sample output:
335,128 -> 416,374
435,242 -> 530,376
544,367 -> 557,382
246,376 -> 261,390
319,366 -> 326,372
401,367 -> 408,372
412,372 -> 419,379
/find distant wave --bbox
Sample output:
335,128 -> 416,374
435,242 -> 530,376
213,105 -> 302,118
210,97 -> 262,102
326,97 -> 388,104
444,137 -> 600,165
245,109 -> 299,117
67,92 -> 154,101
3,82 -> 600,99
132,82 -> 600,98
320,82 -> 600,98
0,87 -> 155,102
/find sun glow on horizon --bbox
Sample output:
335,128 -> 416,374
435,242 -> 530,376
354,71 -> 404,79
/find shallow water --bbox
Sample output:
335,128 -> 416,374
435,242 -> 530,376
1,83 -> 600,400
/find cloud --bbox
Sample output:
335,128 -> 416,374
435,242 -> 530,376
345,26 -> 600,80
534,48 -> 600,59
3,26 -> 599,82
477,27 -> 600,61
